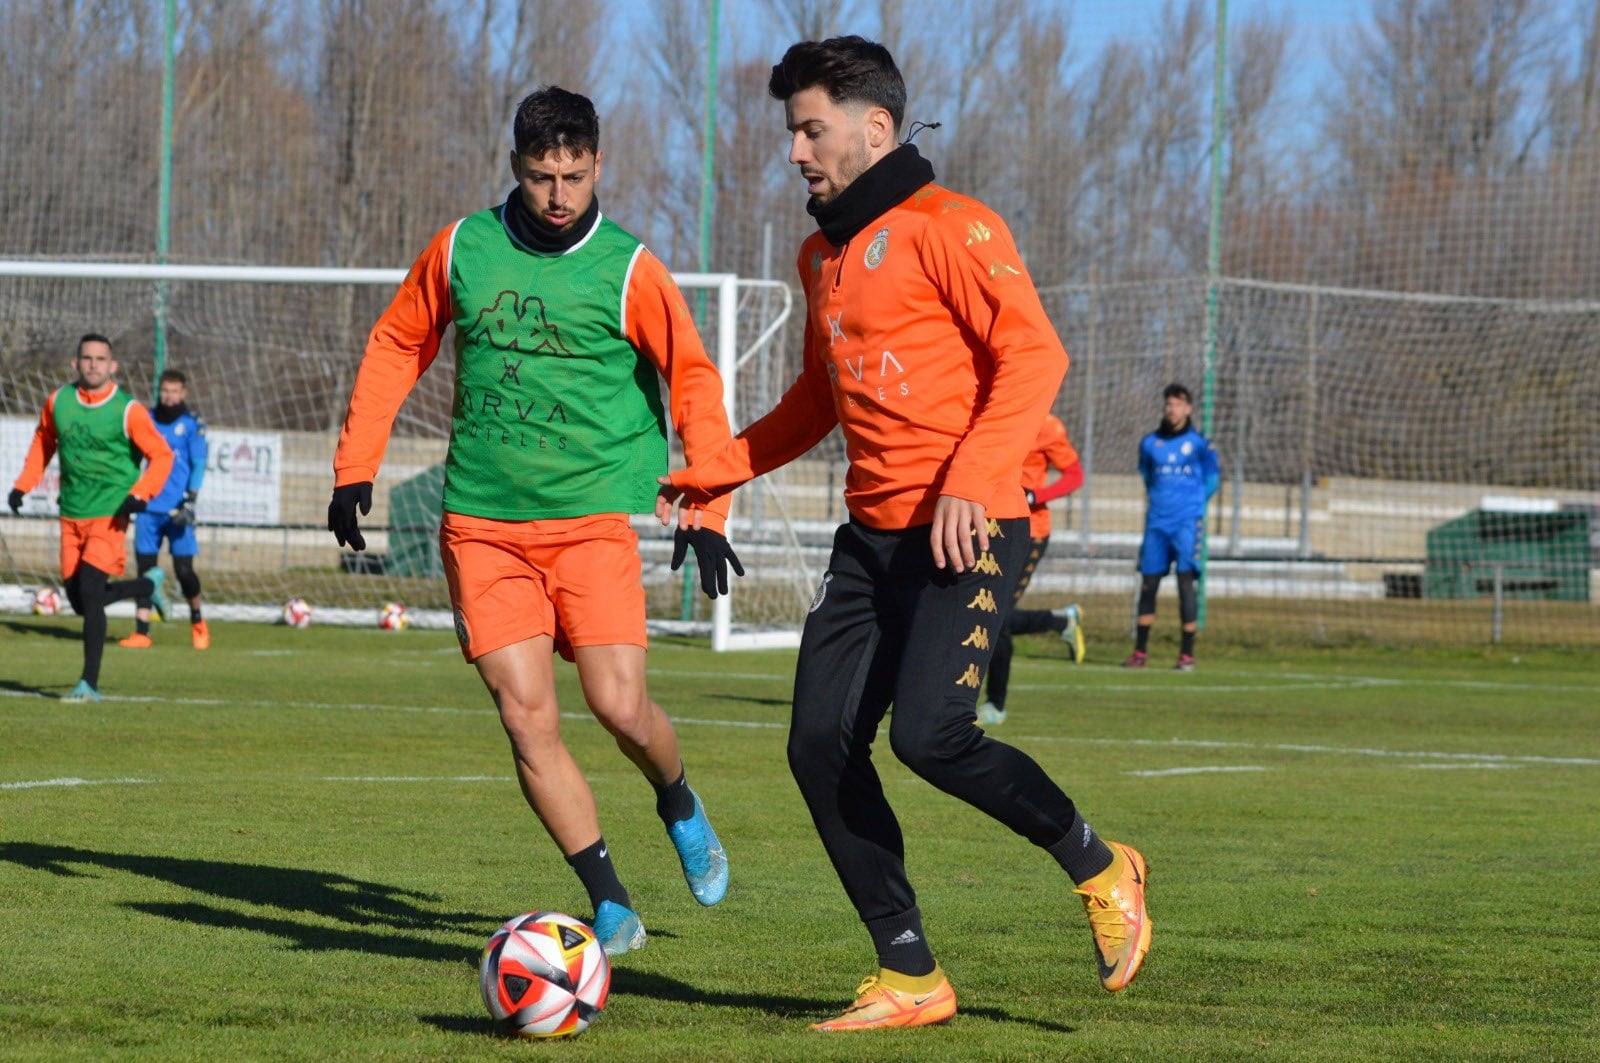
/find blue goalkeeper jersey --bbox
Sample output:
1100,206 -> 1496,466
147,405 -> 208,513
1138,422 -> 1219,527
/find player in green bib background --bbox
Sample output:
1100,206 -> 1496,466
9,334 -> 175,701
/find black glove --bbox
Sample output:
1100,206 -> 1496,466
169,490 -> 198,527
1024,488 -> 1038,508
328,481 -> 373,551
671,526 -> 745,599
114,494 -> 147,520
7,488 -> 22,515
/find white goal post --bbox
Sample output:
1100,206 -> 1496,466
0,259 -> 805,651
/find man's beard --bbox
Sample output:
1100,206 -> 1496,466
817,136 -> 873,204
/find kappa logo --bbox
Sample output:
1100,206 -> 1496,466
960,625 -> 991,650
808,572 -> 833,613
863,227 -> 890,269
810,251 -> 824,274
465,289 -> 573,357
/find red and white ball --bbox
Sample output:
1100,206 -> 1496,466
282,597 -> 312,628
378,601 -> 409,631
32,586 -> 62,616
480,911 -> 609,1039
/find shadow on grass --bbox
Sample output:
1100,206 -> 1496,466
704,693 -> 791,709
0,678 -> 64,698
0,842 -> 494,961
0,618 -> 81,641
421,966 -> 1077,1035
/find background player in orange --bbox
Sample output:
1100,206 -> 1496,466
658,36 -> 1150,1031
8,334 -> 173,701
326,87 -> 738,957
978,410 -> 1086,726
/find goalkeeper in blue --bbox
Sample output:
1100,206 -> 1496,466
1125,383 -> 1220,672
122,369 -> 211,651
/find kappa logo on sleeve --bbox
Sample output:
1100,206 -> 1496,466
465,290 -> 573,357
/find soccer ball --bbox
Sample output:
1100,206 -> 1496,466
282,597 -> 312,628
32,586 -> 62,616
378,601 -> 409,631
480,911 -> 609,1039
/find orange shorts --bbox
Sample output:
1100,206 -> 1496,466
440,511 -> 647,662
60,516 -> 127,581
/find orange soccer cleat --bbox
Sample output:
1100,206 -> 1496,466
1075,842 -> 1152,992
811,971 -> 957,1032
118,632 -> 152,649
191,619 -> 210,650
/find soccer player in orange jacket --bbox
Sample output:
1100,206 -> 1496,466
8,334 -> 174,701
978,411 -> 1086,726
657,37 -> 1151,1031
326,88 -> 738,957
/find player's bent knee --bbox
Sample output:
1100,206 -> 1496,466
888,713 -> 976,782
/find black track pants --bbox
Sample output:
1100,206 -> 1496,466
787,518 -> 1082,925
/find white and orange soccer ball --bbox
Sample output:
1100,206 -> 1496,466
32,586 -> 62,616
282,597 -> 312,628
378,601 -> 409,631
480,911 -> 609,1039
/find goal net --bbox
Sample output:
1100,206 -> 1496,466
3,264 -> 1597,649
0,263 -> 810,648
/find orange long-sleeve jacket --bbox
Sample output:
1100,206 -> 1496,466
1021,412 -> 1083,538
669,183 -> 1068,530
332,218 -> 733,531
12,384 -> 173,505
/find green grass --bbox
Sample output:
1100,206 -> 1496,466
2,616 -> 1597,1059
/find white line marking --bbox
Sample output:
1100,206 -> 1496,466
1125,766 -> 1270,778
1405,763 -> 1524,771
321,775 -> 504,783
1,691 -> 1590,766
1,777 -> 152,790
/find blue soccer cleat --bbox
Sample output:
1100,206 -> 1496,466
666,791 -> 728,906
592,899 -> 646,957
62,680 -> 101,703
144,567 -> 169,622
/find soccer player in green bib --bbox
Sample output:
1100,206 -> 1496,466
327,87 -> 741,956
9,334 -> 174,701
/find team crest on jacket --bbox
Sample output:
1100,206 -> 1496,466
864,228 -> 890,270
808,572 -> 833,613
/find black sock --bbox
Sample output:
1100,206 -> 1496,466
865,907 -> 936,977
565,838 -> 630,913
135,617 -> 150,636
1046,811 -> 1116,884
190,606 -> 203,624
1135,623 -> 1151,653
652,767 -> 695,824
1181,629 -> 1195,656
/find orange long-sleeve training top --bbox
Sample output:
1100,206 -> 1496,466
12,384 -> 174,503
1021,412 -> 1083,538
332,218 -> 733,531
669,182 -> 1069,530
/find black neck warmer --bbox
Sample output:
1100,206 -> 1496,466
1156,417 -> 1192,439
154,401 -> 188,425
503,187 -> 600,254
807,143 -> 936,247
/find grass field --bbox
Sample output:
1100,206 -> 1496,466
2,615 -> 1597,1059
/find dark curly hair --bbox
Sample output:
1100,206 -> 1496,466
513,86 -> 599,158
767,36 -> 905,133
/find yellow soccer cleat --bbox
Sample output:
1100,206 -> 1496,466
118,632 -> 152,649
811,972 -> 957,1032
191,619 -> 210,650
1074,842 -> 1152,992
